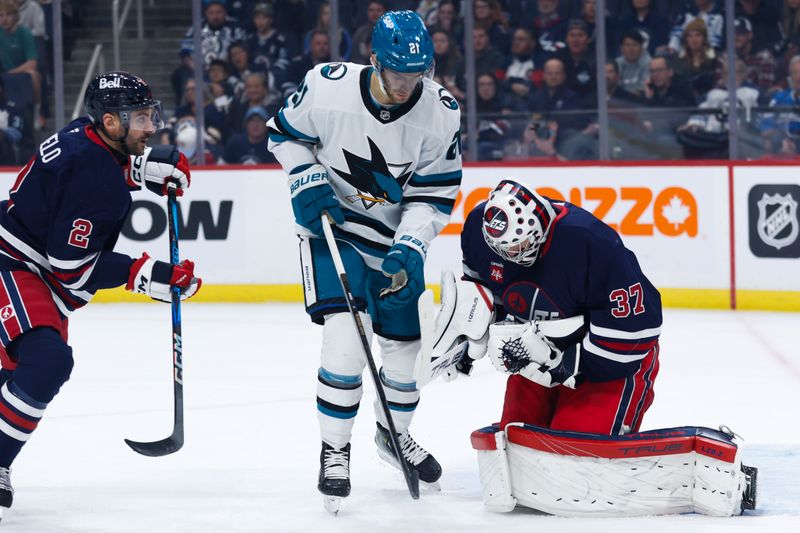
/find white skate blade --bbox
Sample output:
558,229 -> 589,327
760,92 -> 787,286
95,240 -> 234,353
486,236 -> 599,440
323,495 -> 342,516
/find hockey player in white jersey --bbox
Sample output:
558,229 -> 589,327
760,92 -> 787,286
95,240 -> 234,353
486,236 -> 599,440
266,11 -> 462,511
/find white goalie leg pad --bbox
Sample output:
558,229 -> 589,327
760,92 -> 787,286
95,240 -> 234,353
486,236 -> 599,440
374,337 -> 419,434
317,312 -> 372,449
475,424 -> 752,517
692,443 -> 748,516
470,428 -> 517,512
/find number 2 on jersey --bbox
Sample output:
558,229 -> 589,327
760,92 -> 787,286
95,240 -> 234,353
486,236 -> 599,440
68,218 -> 93,249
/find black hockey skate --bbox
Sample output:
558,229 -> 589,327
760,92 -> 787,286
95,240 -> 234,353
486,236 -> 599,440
0,467 -> 12,520
318,442 -> 351,515
375,422 -> 442,487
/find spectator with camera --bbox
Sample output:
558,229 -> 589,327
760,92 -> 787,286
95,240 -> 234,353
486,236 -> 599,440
528,58 -> 584,151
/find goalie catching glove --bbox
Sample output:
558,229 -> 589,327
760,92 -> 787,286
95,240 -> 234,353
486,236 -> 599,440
127,253 -> 202,302
487,316 -> 585,388
128,145 -> 191,196
413,270 -> 495,387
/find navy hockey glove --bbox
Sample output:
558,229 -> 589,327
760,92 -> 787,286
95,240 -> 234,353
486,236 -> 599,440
129,145 -> 191,196
379,242 -> 425,310
127,253 -> 202,302
288,163 -> 344,236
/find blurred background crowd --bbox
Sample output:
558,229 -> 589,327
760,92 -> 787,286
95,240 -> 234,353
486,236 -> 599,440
3,0 -> 800,165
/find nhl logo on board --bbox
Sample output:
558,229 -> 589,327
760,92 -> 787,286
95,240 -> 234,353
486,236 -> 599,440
748,184 -> 800,258
379,110 -> 391,121
0,305 -> 14,321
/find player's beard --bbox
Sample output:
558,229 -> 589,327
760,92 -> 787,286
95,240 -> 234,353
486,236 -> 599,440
125,132 -> 150,156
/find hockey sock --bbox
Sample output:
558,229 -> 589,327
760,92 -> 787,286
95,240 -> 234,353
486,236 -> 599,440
0,328 -> 73,467
374,368 -> 419,435
317,367 -> 363,449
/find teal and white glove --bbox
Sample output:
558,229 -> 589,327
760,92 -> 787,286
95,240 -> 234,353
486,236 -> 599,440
379,236 -> 426,309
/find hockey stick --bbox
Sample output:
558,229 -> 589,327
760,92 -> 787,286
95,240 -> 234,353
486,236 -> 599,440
125,183 -> 184,456
320,213 -> 420,500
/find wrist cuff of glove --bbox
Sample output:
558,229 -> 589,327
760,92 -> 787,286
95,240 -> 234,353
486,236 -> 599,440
393,234 -> 428,260
287,163 -> 329,197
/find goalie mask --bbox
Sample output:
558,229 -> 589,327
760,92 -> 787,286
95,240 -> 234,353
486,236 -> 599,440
482,180 -> 556,267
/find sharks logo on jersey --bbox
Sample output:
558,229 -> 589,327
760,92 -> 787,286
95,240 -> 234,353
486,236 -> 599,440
332,137 -> 413,210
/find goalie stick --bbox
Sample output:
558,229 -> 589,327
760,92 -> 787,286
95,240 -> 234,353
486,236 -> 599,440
320,213 -> 420,500
125,184 -> 185,457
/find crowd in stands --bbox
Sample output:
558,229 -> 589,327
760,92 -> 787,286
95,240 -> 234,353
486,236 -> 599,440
0,0 -> 84,165
163,0 -> 800,163
5,1 -> 800,165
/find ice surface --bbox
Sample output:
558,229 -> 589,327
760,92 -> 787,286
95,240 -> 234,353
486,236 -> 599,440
1,305 -> 798,532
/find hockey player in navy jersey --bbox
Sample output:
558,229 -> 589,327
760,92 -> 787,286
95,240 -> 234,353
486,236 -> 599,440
0,71 -> 201,515
267,10 -> 462,511
429,178 -> 662,435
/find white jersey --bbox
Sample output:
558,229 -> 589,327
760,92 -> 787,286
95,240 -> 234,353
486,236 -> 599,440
267,62 -> 462,269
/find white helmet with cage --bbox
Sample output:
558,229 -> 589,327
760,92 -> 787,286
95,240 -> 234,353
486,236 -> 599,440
482,179 -> 557,267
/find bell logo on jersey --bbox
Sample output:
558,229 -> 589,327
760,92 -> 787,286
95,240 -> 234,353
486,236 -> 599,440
483,207 -> 508,238
98,77 -> 122,89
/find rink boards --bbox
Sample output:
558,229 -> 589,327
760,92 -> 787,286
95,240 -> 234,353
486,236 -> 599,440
1,161 -> 798,311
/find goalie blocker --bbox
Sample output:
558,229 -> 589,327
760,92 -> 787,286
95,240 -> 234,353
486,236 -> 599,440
470,423 -> 757,517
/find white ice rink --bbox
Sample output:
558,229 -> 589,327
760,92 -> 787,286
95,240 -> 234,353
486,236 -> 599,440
0,303 -> 798,533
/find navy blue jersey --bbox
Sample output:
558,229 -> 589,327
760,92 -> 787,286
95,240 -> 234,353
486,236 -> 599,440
462,200 -> 662,383
0,118 -> 138,316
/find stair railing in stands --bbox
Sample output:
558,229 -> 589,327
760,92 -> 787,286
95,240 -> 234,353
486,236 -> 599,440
71,44 -> 105,120
112,0 -> 144,71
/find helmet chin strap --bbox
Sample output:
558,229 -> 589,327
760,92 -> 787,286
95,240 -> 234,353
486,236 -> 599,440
370,57 -> 391,99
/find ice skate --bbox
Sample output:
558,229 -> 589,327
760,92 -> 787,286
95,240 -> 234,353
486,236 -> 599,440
375,423 -> 442,490
318,442 -> 351,515
0,467 -> 12,521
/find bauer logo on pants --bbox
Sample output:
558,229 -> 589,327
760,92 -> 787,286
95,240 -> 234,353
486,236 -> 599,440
748,184 -> 800,258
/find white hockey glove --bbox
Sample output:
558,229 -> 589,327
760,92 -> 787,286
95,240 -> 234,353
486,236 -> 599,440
128,145 -> 191,196
488,316 -> 585,388
413,270 -> 495,387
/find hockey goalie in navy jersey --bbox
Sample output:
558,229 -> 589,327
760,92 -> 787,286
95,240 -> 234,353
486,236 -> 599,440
0,72 -> 201,516
267,10 -> 462,512
465,179 -> 662,435
417,179 -> 756,517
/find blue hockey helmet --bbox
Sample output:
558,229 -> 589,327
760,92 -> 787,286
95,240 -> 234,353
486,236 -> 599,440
371,10 -> 434,75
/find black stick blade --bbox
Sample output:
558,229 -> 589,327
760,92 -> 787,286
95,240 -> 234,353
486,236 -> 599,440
124,435 -> 183,457
409,469 -> 420,500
